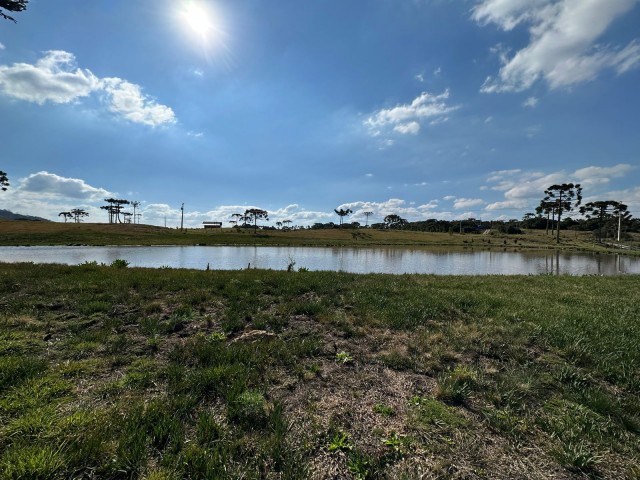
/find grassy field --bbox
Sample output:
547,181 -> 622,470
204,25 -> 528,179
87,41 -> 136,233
0,262 -> 638,479
1,221 -> 638,255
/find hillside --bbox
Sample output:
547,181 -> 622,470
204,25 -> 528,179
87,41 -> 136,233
0,209 -> 49,222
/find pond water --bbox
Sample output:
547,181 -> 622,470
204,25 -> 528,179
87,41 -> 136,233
1,245 -> 639,275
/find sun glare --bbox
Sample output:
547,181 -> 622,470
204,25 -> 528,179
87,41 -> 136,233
183,3 -> 212,37
178,1 -> 225,54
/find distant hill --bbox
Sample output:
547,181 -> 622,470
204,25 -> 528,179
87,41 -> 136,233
0,209 -> 50,222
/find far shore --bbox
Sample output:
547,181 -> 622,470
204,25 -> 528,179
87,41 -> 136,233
0,220 -> 639,256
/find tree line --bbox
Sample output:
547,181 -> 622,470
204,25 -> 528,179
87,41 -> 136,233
0,169 -> 635,241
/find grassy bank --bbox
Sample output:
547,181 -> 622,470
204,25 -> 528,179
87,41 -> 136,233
1,221 -> 638,255
0,263 -> 638,478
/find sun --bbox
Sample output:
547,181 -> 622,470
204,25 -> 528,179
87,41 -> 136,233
178,1 -> 225,53
182,3 -> 212,38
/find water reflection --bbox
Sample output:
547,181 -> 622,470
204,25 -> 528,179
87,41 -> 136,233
0,246 -> 639,276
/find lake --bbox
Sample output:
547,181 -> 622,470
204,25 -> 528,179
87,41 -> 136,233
0,245 -> 639,275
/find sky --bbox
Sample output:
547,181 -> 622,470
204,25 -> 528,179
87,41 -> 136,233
1,0 -> 639,228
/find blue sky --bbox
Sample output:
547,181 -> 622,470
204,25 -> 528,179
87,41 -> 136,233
1,0 -> 639,227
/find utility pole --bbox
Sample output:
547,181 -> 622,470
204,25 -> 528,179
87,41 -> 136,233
618,210 -> 622,242
181,203 -> 184,231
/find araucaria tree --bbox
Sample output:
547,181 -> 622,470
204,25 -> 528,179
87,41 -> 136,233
244,208 -> 269,234
535,199 -> 557,235
580,200 -> 630,242
1,0 -> 27,23
0,170 -> 8,191
70,208 -> 89,224
334,208 -> 352,228
543,183 -> 582,243
58,211 -> 73,223
131,201 -> 140,224
101,198 -> 130,223
363,211 -> 373,227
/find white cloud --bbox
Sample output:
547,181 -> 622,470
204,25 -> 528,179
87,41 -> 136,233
20,171 -> 111,200
0,171 -> 114,221
101,78 -> 176,127
415,73 -> 424,82
334,198 -> 443,223
0,50 -> 99,104
433,66 -> 442,76
522,96 -> 539,108
393,121 -> 420,135
0,43 -> 5,50
0,50 -> 175,126
475,0 -> 640,92
454,198 -> 485,209
364,90 -> 459,137
485,116 -> 494,123
600,185 -> 640,212
484,163 -> 635,211
365,173 -> 373,177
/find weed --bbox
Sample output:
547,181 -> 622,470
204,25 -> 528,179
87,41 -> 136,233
552,441 -> 603,473
0,356 -> 46,392
376,350 -> 414,370
196,411 -> 224,446
382,431 -> 405,456
0,443 -> 67,479
409,396 -> 468,430
373,403 -> 395,417
335,351 -> 353,364
436,365 -> 479,404
80,300 -> 111,315
110,258 -> 129,268
347,450 -> 372,479
328,430 -> 352,452
287,257 -> 296,272
483,406 -> 530,440
228,390 -> 267,428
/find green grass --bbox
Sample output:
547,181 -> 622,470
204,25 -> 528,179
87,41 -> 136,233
0,262 -> 638,478
1,220 -> 638,255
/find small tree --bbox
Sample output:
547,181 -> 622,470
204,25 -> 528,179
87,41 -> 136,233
1,0 -> 28,23
543,183 -> 582,243
244,208 -> 269,234
0,170 -> 8,191
580,200 -> 631,242
384,214 -> 407,229
334,208 -> 352,228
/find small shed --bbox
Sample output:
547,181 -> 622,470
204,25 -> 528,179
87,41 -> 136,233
203,222 -> 222,229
